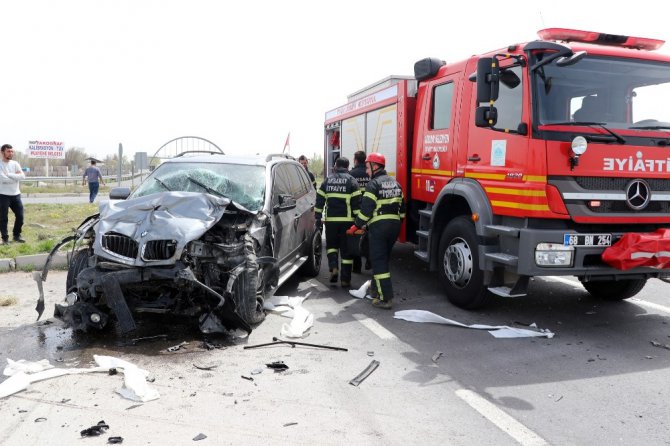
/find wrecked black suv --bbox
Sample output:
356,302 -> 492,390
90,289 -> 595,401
50,153 -> 322,335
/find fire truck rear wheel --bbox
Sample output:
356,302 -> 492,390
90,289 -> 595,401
438,217 -> 490,309
580,278 -> 647,301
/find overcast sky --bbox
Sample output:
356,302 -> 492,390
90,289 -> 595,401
2,0 -> 669,161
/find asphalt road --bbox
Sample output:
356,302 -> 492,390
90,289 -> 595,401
1,243 -> 669,445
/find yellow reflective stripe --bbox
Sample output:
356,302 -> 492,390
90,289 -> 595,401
411,168 -> 454,176
369,214 -> 401,224
523,175 -> 547,183
363,192 -> 377,202
491,200 -> 550,211
374,272 -> 391,280
465,172 -> 506,180
377,197 -> 403,205
325,217 -> 354,222
351,190 -> 362,197
317,189 -> 327,197
327,249 -> 339,255
353,210 -> 360,215
315,208 -> 323,213
327,193 -> 354,199
485,187 -> 546,197
357,213 -> 370,222
374,277 -> 383,299
341,259 -> 353,265
399,213 -> 406,219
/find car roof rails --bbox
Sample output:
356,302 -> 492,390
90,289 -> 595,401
174,150 -> 225,158
265,153 -> 295,162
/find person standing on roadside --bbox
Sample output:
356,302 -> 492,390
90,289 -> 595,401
82,160 -> 105,203
0,144 -> 26,245
347,152 -> 405,309
349,150 -> 371,274
298,155 -> 317,189
315,157 -> 361,288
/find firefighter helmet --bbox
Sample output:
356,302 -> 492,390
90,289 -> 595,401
365,152 -> 386,166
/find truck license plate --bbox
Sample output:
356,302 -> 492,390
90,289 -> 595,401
563,233 -> 612,247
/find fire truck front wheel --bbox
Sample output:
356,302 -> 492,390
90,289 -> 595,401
580,278 -> 647,301
438,217 -> 490,309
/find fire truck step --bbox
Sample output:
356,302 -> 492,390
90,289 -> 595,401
488,286 -> 527,298
416,230 -> 429,239
484,252 -> 519,266
485,225 -> 520,237
414,250 -> 429,262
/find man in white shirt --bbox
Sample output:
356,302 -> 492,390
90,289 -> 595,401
0,144 -> 26,244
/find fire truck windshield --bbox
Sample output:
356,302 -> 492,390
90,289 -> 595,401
533,55 -> 670,131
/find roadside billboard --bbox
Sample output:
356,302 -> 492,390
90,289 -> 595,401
27,140 -> 65,159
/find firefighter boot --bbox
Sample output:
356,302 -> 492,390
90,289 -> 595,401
371,298 -> 393,309
329,268 -> 339,283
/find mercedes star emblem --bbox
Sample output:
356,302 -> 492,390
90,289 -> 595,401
625,179 -> 651,210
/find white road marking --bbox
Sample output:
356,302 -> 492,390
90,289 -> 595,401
544,276 -> 670,314
455,389 -> 548,446
629,298 -> 670,315
352,313 -> 398,340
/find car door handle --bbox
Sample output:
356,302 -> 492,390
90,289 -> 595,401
422,154 -> 431,160
468,155 -> 481,162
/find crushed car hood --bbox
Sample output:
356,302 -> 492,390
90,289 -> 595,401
94,192 -> 238,266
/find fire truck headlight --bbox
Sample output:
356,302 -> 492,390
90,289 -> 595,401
535,243 -> 574,267
571,136 -> 588,156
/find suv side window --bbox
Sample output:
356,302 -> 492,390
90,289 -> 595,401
291,165 -> 311,197
272,164 -> 292,204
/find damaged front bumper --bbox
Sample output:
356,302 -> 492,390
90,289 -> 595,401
54,264 -> 251,335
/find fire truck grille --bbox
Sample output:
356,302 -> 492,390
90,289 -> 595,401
588,201 -> 670,213
142,240 -> 177,261
102,232 -> 139,259
574,177 -> 670,191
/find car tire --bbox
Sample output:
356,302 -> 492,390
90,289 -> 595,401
580,278 -> 647,301
438,216 -> 490,309
232,240 -> 266,325
66,249 -> 92,293
300,229 -> 322,277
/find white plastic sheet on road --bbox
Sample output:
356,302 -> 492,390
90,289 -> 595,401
263,294 -> 314,338
349,281 -> 371,299
0,355 -> 159,401
393,310 -> 555,339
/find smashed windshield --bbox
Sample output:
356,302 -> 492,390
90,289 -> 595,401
131,162 -> 266,211
534,55 -> 670,129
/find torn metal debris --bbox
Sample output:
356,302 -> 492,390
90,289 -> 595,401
81,420 -> 109,437
266,361 -> 289,371
108,437 -> 124,444
193,433 -> 207,441
244,337 -> 347,351
350,360 -> 380,386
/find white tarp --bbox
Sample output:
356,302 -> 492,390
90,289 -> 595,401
0,355 -> 159,401
393,310 -> 555,339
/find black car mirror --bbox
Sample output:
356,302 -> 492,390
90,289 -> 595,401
109,187 -> 131,200
274,194 -> 297,214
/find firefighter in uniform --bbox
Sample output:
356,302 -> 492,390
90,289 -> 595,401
348,152 -> 405,309
349,150 -> 371,274
315,157 -> 361,287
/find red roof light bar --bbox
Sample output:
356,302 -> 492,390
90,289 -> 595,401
538,28 -> 664,51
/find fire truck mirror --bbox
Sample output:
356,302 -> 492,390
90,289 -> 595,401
475,106 -> 498,128
476,57 -> 499,103
500,69 -> 521,89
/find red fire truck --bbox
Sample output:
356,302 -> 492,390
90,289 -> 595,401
324,28 -> 670,309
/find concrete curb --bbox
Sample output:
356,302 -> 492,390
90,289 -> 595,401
0,252 -> 69,272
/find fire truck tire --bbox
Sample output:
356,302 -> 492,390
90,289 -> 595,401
580,278 -> 647,301
66,249 -> 92,293
438,217 -> 490,309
